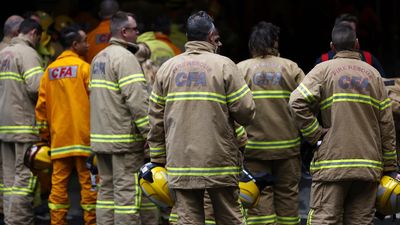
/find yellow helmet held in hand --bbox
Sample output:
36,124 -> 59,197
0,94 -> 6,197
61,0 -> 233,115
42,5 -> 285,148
376,174 -> 400,216
24,143 -> 51,171
239,169 -> 275,208
139,162 -> 174,208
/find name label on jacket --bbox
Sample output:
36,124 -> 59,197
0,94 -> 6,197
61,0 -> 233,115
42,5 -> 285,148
176,71 -> 207,87
49,66 -> 77,80
338,75 -> 369,90
253,72 -> 282,86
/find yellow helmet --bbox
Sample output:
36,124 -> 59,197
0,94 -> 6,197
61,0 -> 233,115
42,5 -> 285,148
376,174 -> 400,216
54,15 -> 74,32
139,162 -> 174,208
24,143 -> 51,171
36,10 -> 53,30
239,169 -> 260,208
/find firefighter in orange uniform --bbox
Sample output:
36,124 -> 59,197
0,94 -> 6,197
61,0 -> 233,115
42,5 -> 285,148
86,0 -> 119,63
35,25 -> 96,225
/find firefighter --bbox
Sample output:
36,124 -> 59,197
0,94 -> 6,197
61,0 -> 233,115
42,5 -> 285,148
289,23 -> 397,224
237,21 -> 305,225
0,18 -> 44,225
147,11 -> 255,225
86,0 -> 119,63
90,11 -> 149,225
35,24 -> 96,225
0,15 -> 24,50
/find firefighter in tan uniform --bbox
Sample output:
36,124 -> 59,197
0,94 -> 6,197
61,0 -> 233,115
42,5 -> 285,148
237,21 -> 305,225
148,11 -> 255,225
35,25 -> 96,225
0,19 -> 44,225
90,11 -> 149,225
384,78 -> 400,161
289,23 -> 397,224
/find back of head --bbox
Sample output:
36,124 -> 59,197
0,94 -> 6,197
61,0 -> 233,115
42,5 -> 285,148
3,15 -> 24,37
99,0 -> 120,20
334,13 -> 358,26
186,11 -> 214,42
110,11 -> 135,37
331,23 -> 356,52
19,18 -> 42,35
248,21 -> 280,57
59,24 -> 82,49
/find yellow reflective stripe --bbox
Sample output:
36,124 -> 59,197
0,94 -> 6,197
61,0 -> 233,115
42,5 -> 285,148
307,209 -> 314,225
23,66 -> 43,80
89,79 -> 119,91
0,72 -> 23,81
300,118 -> 319,137
119,74 -> 146,87
320,93 -> 381,110
235,126 -> 245,137
134,116 -> 149,128
114,205 -> 140,214
0,183 -> 4,192
51,145 -> 91,156
48,203 -> 70,210
246,214 -> 277,224
28,176 -> 37,191
297,83 -> 315,103
150,147 -> 166,157
166,92 -> 226,104
81,204 -> 96,211
134,173 -> 141,212
310,159 -> 383,172
167,166 -> 241,176
246,137 -> 301,149
169,213 -> 178,222
90,133 -> 144,143
227,84 -> 250,103
96,200 -> 114,209
276,216 -> 301,224
36,121 -> 48,129
140,202 -> 158,210
205,219 -> 216,225
252,90 -> 291,99
380,98 -> 392,110
150,91 -> 166,105
0,125 -> 39,134
383,150 -> 397,160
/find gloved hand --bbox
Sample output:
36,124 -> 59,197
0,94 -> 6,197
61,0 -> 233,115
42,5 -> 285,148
254,172 -> 275,191
139,162 -> 165,183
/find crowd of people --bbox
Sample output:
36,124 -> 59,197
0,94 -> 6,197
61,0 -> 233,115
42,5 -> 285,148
0,0 -> 397,225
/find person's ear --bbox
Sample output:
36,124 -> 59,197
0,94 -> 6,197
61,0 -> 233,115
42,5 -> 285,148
354,38 -> 360,50
330,41 -> 335,52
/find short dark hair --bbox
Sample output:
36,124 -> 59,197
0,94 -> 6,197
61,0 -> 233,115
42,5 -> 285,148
18,18 -> 42,35
110,11 -> 136,36
334,13 -> 358,26
60,24 -> 82,49
248,21 -> 280,57
186,11 -> 214,41
331,23 -> 356,51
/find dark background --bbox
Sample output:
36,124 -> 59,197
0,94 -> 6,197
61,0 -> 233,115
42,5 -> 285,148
2,0 -> 399,76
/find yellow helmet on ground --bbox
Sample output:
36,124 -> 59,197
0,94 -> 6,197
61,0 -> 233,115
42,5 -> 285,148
24,143 -> 51,171
239,169 -> 275,208
376,174 -> 400,216
139,162 -> 174,208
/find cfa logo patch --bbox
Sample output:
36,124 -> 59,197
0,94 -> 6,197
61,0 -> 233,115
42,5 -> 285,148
96,33 -> 111,44
49,66 -> 77,80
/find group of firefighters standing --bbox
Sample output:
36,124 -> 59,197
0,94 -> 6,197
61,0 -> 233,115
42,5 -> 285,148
0,0 -> 398,225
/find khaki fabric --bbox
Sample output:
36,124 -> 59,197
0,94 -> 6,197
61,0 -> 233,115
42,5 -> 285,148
289,50 -> 397,182
1,142 -> 36,225
96,152 -> 143,225
307,181 -> 377,225
245,157 -> 301,225
139,193 -> 160,225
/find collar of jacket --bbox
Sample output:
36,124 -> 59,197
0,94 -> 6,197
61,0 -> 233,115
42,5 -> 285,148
109,37 -> 139,52
11,36 -> 34,48
184,41 -> 216,54
333,50 -> 361,60
56,50 -> 81,60
137,31 -> 156,42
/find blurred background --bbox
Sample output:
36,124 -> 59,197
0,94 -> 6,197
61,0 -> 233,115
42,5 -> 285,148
1,0 -> 399,76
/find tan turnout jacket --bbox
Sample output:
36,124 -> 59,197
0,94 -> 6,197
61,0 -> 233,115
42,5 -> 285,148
289,51 -> 397,182
148,41 -> 255,189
